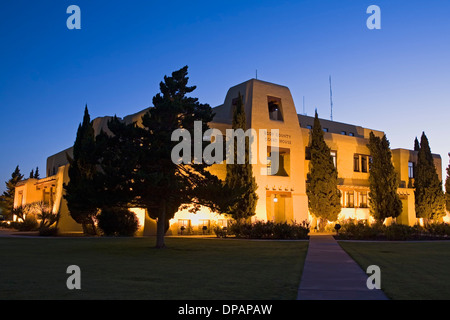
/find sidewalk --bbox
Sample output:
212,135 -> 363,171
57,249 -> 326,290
297,233 -> 389,300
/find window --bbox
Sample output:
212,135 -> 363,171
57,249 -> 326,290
354,154 -> 370,173
341,131 -> 346,135
330,150 -> 337,168
178,219 -> 191,234
267,147 -> 290,176
268,96 -> 283,121
349,132 -> 355,136
323,128 -> 329,132
267,157 -> 272,175
347,191 -> 355,208
306,125 -> 312,129
43,190 -> 51,206
354,154 -> 360,172
361,155 -> 368,173
408,161 -> 414,178
199,219 -> 210,233
218,219 -> 231,228
18,191 -> 23,208
360,192 -> 368,208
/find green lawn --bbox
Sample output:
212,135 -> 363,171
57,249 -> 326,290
339,241 -> 450,300
0,237 -> 307,300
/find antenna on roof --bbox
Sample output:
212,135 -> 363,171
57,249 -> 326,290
329,75 -> 333,121
303,96 -> 306,115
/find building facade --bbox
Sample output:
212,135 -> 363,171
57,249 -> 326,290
13,79 -> 444,235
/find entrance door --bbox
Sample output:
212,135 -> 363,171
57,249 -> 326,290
266,191 -> 292,223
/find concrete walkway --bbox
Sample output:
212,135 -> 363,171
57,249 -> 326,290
297,234 -> 389,300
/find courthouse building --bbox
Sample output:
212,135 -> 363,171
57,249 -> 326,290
13,79 -> 443,235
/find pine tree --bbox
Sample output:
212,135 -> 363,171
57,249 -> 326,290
141,66 -> 238,248
0,166 -> 24,220
367,132 -> 402,223
414,132 -> 446,222
306,111 -> 341,230
225,92 -> 258,222
97,67 -> 238,248
63,105 -> 99,235
29,169 -> 34,179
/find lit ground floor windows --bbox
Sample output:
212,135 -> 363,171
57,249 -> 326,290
178,219 -> 192,234
341,189 -> 370,209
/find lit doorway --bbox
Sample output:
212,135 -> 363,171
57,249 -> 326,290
266,191 -> 292,223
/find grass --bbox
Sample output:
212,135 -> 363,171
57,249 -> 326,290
0,236 -> 308,300
339,241 -> 450,300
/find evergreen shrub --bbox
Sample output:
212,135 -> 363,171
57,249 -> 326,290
336,219 -> 450,240
97,207 -> 139,236
226,220 -> 309,239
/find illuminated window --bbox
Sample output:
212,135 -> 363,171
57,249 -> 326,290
354,154 -> 360,172
354,154 -> 370,173
347,191 -> 355,208
43,191 -> 51,206
267,147 -> 290,177
408,162 -> 414,178
178,219 -> 191,234
218,219 -> 231,228
199,219 -> 210,226
18,191 -> 23,207
268,96 -> 283,121
360,192 -> 368,208
199,219 -> 210,234
361,156 -> 368,173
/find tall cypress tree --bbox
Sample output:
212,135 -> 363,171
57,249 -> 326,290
28,167 -> 39,179
306,111 -> 341,230
34,167 -> 40,179
414,132 -> 446,222
225,92 -> 258,221
94,116 -> 142,209
414,137 -> 420,151
0,166 -> 24,220
367,132 -> 402,223
64,105 -> 99,234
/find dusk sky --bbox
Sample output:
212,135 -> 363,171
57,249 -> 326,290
1,0 -> 449,192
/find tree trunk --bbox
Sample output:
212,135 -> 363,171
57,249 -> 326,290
155,200 -> 166,249
90,217 -> 98,235
81,217 -> 97,236
318,218 -> 327,232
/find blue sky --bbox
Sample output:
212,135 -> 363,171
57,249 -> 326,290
1,0 -> 449,191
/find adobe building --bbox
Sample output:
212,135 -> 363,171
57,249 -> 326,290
13,79 -> 444,235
